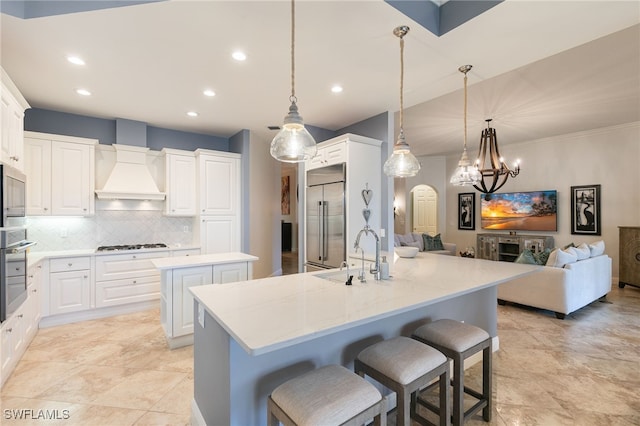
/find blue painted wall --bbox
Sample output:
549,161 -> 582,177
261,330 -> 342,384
25,108 -> 230,151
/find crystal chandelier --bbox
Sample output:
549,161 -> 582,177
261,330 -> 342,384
270,0 -> 317,163
450,65 -> 481,186
383,26 -> 420,178
473,119 -> 520,193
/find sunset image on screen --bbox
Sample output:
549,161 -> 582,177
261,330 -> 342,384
481,191 -> 557,231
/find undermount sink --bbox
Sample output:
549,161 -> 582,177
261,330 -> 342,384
314,270 -> 351,284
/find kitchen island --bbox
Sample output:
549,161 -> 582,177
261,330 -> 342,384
152,252 -> 258,349
189,253 -> 539,425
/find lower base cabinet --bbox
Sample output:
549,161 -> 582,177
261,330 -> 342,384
49,256 -> 92,315
159,260 -> 253,349
1,261 -> 42,388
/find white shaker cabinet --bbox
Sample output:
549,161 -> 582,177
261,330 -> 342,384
1,68 -> 30,171
94,250 -> 169,308
196,149 -> 241,254
163,148 -> 196,216
305,142 -> 346,171
153,253 -> 257,349
24,132 -> 97,216
49,257 -> 92,315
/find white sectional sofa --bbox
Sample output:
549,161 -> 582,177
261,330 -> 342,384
497,246 -> 612,319
394,232 -> 456,256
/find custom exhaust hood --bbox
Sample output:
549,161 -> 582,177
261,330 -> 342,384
95,119 -> 166,201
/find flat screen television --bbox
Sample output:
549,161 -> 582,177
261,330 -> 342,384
480,190 -> 557,231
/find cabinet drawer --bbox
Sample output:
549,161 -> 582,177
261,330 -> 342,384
95,275 -> 160,308
96,251 -> 169,281
50,257 -> 91,273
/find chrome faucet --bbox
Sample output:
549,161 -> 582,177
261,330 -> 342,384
339,261 -> 350,280
354,226 -> 381,280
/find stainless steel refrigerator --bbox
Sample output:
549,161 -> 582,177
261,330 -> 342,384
306,163 -> 346,270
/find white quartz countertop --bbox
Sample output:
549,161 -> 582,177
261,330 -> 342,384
151,252 -> 258,270
190,253 -> 540,356
27,245 -> 201,267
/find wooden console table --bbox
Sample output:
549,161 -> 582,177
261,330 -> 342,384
619,226 -> 640,288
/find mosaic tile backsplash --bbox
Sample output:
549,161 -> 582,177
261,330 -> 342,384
27,211 -> 197,252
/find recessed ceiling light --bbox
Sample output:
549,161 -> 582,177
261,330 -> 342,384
203,89 -> 216,97
232,51 -> 247,61
67,55 -> 85,66
75,88 -> 91,96
187,111 -> 199,117
331,85 -> 343,93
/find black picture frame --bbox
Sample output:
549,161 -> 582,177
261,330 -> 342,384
571,184 -> 601,235
458,192 -> 475,230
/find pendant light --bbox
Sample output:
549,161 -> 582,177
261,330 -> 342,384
270,0 -> 317,163
383,26 -> 420,178
450,65 -> 482,186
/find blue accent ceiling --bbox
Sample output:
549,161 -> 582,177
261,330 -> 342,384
385,0 -> 503,36
0,0 -> 165,19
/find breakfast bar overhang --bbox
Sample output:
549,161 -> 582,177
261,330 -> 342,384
189,254 -> 539,425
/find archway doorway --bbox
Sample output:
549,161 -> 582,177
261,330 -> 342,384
411,184 -> 438,236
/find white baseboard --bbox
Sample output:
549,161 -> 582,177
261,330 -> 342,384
39,301 -> 159,328
190,398 -> 206,426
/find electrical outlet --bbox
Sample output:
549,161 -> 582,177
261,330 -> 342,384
60,228 -> 68,238
183,225 -> 189,233
380,228 -> 386,237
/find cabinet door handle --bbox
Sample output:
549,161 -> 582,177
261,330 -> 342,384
5,328 -> 12,333
32,289 -> 37,293
83,275 -> 88,279
17,314 -> 23,318
132,255 -> 137,259
68,263 -> 73,267
133,280 -> 137,284
44,207 -> 48,211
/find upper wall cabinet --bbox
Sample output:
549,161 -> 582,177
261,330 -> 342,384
195,149 -> 241,254
1,68 -> 30,171
162,148 -> 196,216
196,149 -> 241,216
24,131 -> 97,216
306,142 -> 346,171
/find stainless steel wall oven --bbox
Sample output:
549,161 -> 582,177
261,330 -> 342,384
0,164 -> 34,323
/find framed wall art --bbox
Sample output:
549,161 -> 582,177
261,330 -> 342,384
571,184 -> 601,235
458,192 -> 475,230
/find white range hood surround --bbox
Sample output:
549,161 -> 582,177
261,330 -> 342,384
95,144 -> 166,200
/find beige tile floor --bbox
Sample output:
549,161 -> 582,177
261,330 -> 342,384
2,285 -> 639,425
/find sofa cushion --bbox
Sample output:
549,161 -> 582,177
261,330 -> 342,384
589,240 -> 605,257
423,233 -> 445,251
546,248 -> 578,268
411,233 -> 425,251
404,241 -> 421,250
396,233 -> 414,247
533,248 -> 552,265
570,243 -> 591,260
515,249 -> 537,265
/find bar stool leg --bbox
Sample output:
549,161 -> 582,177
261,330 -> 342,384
439,367 -> 450,426
482,345 -> 492,421
453,353 -> 465,426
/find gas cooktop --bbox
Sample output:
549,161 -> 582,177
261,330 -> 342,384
96,243 -> 168,252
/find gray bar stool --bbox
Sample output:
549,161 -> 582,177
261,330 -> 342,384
412,319 -> 492,426
267,364 -> 387,426
354,336 -> 450,426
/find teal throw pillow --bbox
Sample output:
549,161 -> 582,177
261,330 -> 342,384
533,248 -> 552,265
422,233 -> 445,251
514,249 -> 537,265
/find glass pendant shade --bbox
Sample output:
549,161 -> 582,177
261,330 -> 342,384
450,146 -> 481,185
270,0 -> 316,163
270,100 -> 317,162
383,130 -> 420,177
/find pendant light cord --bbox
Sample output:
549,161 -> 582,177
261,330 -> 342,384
399,35 -> 404,130
290,0 -> 296,103
463,71 -> 467,149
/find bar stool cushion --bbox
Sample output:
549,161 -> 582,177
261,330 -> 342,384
271,364 -> 382,425
413,319 -> 490,353
357,336 -> 447,385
